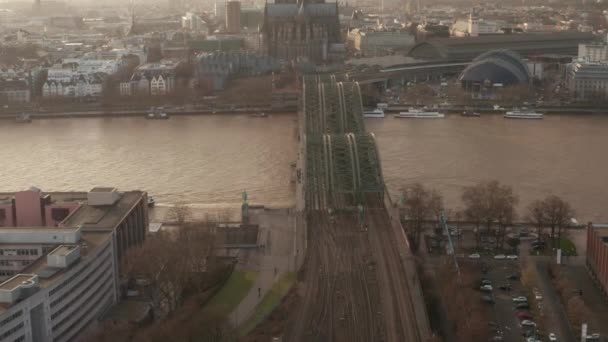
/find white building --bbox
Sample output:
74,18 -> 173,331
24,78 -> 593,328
150,75 -> 169,95
0,188 -> 148,342
42,74 -> 104,99
566,61 -> 608,101
578,42 -> 608,63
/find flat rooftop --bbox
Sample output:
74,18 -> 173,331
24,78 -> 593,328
50,245 -> 77,256
0,274 -> 36,291
61,191 -> 143,231
14,230 -> 111,291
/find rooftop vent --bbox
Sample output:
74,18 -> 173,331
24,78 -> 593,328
87,187 -> 120,206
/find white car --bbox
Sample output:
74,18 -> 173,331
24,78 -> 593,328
520,320 -> 536,327
549,333 -> 557,341
586,333 -> 601,340
480,285 -> 493,292
494,254 -> 506,260
507,255 -> 518,260
512,296 -> 528,303
468,253 -> 481,259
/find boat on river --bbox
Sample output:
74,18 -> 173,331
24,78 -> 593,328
15,113 -> 32,123
363,108 -> 385,118
504,108 -> 543,119
146,108 -> 169,120
395,107 -> 445,119
462,109 -> 480,117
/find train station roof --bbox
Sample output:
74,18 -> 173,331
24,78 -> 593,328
407,32 -> 594,61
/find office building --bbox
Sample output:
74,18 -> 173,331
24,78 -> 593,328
0,187 -> 148,342
587,223 -> 608,297
566,61 -> 608,101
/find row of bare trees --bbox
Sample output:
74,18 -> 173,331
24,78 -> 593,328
401,180 -> 575,251
122,223 -> 219,315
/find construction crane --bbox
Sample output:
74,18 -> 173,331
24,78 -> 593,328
440,209 -> 460,278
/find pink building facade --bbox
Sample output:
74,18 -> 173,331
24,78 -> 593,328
0,188 -> 80,228
587,223 -> 608,297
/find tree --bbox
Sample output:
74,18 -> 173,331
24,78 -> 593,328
527,199 -> 546,238
401,183 -> 443,251
461,180 -> 518,249
542,195 -> 574,248
167,203 -> 191,227
121,222 -> 217,316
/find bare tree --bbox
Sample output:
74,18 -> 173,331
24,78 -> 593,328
462,180 -> 518,249
121,222 -> 217,316
401,183 -> 443,251
167,202 -> 191,227
542,195 -> 574,248
527,199 -> 546,238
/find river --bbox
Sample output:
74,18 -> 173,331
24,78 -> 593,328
0,114 -> 606,221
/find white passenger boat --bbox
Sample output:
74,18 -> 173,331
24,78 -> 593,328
504,108 -> 543,119
363,108 -> 385,118
395,107 -> 445,118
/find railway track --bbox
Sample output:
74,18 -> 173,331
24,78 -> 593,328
285,212 -> 384,342
368,205 -> 424,342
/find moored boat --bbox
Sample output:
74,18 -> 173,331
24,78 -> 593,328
15,113 -> 32,123
363,108 -> 385,118
146,108 -> 169,120
504,107 -> 543,119
462,109 -> 480,117
395,107 -> 445,118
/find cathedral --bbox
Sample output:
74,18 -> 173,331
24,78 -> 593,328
262,0 -> 340,64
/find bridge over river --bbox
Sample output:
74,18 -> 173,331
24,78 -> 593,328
284,75 -> 431,342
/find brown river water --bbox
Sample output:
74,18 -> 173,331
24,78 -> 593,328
0,113 -> 606,221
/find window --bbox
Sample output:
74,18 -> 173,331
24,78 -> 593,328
51,208 -> 70,222
0,209 -> 5,220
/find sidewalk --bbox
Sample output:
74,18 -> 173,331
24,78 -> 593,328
228,208 -> 300,328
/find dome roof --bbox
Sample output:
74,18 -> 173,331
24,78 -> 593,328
459,49 -> 530,86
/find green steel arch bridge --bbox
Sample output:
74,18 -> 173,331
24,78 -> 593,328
302,75 -> 385,210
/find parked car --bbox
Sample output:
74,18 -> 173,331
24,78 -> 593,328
507,274 -> 520,281
480,285 -> 493,292
481,279 -> 492,286
482,295 -> 495,304
507,255 -> 518,260
469,253 -> 481,259
521,320 -> 536,327
516,302 -> 530,309
548,333 -> 557,341
512,296 -> 528,303
490,336 -> 504,341
586,333 -> 600,340
494,254 -> 506,260
533,288 -> 543,301
517,311 -> 533,320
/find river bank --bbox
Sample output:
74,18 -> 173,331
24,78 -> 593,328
0,107 -> 296,120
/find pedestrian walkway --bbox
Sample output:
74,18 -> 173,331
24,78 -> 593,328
228,208 -> 299,329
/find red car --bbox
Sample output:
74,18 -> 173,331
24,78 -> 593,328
517,311 -> 533,320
